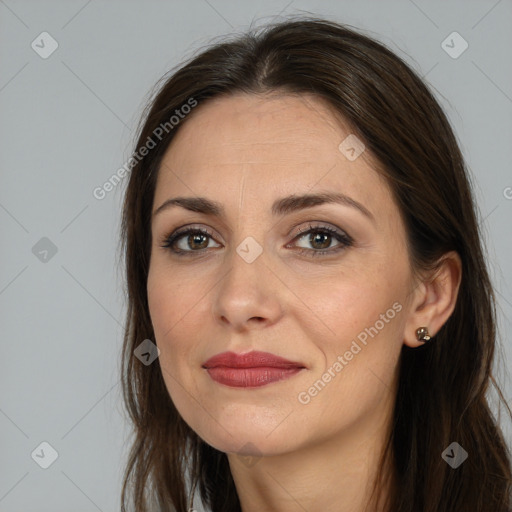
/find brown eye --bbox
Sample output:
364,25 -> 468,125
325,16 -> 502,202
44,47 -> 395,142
161,227 -> 220,255
290,223 -> 353,257
161,223 -> 353,258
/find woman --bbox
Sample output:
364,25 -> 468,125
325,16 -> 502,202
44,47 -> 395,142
119,17 -> 512,512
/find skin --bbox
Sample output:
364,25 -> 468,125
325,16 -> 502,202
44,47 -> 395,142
147,92 -> 462,512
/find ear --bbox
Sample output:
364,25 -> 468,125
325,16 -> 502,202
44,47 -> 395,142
403,251 -> 462,348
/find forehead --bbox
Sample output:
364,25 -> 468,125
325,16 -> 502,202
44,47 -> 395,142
154,93 -> 393,220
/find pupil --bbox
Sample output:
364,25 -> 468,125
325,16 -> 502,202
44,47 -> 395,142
190,234 -> 208,250
311,233 -> 330,249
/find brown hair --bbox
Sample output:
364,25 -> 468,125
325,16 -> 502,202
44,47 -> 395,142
119,17 -> 512,512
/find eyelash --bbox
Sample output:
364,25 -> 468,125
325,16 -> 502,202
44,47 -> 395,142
160,223 -> 353,258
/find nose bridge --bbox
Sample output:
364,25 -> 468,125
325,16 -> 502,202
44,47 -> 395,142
221,235 -> 267,301
226,194 -> 269,279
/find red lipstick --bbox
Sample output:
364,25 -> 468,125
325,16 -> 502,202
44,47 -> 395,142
202,351 -> 305,388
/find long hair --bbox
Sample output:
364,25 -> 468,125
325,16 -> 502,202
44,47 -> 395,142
119,17 -> 512,512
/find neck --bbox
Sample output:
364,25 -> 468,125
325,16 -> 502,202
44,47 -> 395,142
227,397 -> 398,512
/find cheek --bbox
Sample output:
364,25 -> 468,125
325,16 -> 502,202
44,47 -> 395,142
308,268 -> 402,343
294,279 -> 403,438
298,264 -> 406,397
147,263 -> 208,378
147,269 -> 205,426
147,266 -> 190,379
147,263 -> 193,335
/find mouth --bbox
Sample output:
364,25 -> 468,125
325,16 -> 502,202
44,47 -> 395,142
202,351 -> 306,388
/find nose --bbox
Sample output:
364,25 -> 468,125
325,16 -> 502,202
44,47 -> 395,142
211,244 -> 284,332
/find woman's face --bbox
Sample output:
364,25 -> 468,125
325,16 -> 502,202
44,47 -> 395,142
147,93 -> 416,457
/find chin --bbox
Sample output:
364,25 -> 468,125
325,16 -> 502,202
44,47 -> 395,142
194,420 -> 303,458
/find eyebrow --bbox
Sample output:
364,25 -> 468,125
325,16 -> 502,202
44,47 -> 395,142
152,191 -> 374,222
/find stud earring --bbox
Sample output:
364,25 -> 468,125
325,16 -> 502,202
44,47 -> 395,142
416,327 -> 431,343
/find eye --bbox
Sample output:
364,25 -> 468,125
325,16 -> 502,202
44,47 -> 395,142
160,226 -> 221,256
160,222 -> 353,258
287,223 -> 353,257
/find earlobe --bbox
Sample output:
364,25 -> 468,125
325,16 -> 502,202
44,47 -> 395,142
403,251 -> 462,348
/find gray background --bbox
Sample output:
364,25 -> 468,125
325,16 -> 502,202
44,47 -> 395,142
1,1 -> 511,511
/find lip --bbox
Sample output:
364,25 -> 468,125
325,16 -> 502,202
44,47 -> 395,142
202,351 -> 306,388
